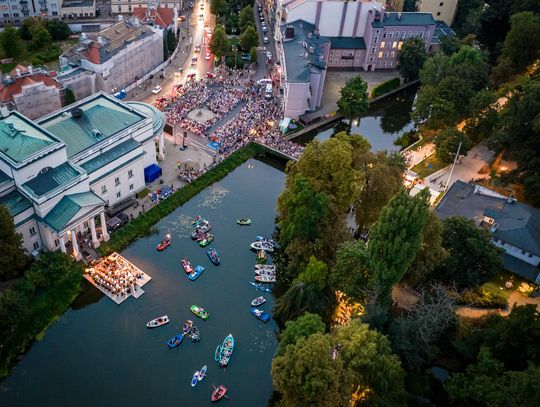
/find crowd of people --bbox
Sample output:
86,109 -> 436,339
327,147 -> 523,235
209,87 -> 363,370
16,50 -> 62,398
178,167 -> 204,183
87,253 -> 145,298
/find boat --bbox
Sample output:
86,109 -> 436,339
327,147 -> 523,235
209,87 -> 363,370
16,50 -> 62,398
251,296 -> 266,307
190,325 -> 200,342
256,250 -> 267,264
255,274 -> 276,283
156,236 -> 171,251
167,334 -> 183,348
191,224 -> 211,239
211,385 -> 227,402
207,247 -> 220,265
236,218 -> 251,226
214,345 -> 222,362
192,215 -> 205,226
191,370 -> 200,387
255,269 -> 276,277
249,281 -> 272,293
199,234 -> 214,247
254,264 -> 275,270
146,315 -> 169,328
198,365 -> 207,381
196,232 -> 208,242
181,258 -> 194,274
216,333 -> 234,367
191,305 -> 209,320
251,307 -> 271,323
250,237 -> 275,252
183,319 -> 193,335
188,265 -> 205,281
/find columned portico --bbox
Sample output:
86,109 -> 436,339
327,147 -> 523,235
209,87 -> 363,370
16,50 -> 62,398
100,211 -> 110,241
158,132 -> 165,161
71,230 -> 82,261
59,235 -> 66,254
90,217 -> 100,248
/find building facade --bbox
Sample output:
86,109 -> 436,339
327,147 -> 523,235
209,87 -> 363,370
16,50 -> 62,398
0,92 -> 165,260
416,0 -> 458,26
110,0 -> 181,15
60,0 -> 97,19
0,0 -> 61,25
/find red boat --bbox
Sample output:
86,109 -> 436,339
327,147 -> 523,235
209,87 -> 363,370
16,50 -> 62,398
211,385 -> 227,402
181,258 -> 194,274
156,239 -> 171,251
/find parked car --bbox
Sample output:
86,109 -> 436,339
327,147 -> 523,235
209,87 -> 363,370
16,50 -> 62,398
199,13 -> 204,20
266,51 -> 272,59
241,53 -> 251,61
263,36 -> 269,44
152,85 -> 162,94
194,44 -> 201,52
191,57 -> 198,66
262,26 -> 268,33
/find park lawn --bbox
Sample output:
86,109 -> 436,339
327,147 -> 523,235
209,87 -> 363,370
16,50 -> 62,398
411,155 -> 447,179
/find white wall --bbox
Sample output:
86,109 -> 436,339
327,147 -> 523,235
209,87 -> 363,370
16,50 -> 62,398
493,240 -> 540,267
16,217 -> 41,254
284,82 -> 310,119
10,148 -> 68,188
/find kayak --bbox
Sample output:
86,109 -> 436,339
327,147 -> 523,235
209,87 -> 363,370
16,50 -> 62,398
216,333 -> 234,367
207,247 -> 220,265
167,334 -> 183,348
251,296 -> 266,307
211,385 -> 227,402
255,274 -> 276,283
251,307 -> 271,323
199,234 -> 214,247
198,365 -> 207,381
183,319 -> 193,335
190,325 -> 200,342
191,371 -> 199,387
146,315 -> 169,328
181,258 -> 193,274
249,281 -> 272,293
237,218 -> 251,225
188,265 -> 205,281
191,304 -> 209,320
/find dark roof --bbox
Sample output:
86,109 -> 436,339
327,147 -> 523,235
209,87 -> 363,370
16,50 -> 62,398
372,12 -> 435,28
0,189 -> 33,217
329,36 -> 366,49
431,20 -> 456,45
80,138 -> 140,173
0,167 -> 11,184
501,253 -> 540,283
22,162 -> 82,198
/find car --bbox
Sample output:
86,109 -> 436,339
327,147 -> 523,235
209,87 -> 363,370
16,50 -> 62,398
260,16 -> 264,22
206,72 -> 216,79
262,26 -> 268,33
194,44 -> 201,52
205,52 -> 211,60
174,68 -> 183,76
263,36 -> 269,44
257,78 -> 272,85
151,85 -> 162,94
199,13 -> 204,20
241,53 -> 251,61
187,73 -> 196,81
266,51 -> 272,59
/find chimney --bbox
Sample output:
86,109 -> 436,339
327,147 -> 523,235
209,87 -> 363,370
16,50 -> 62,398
97,36 -> 103,45
71,108 -> 83,118
308,46 -> 314,53
15,68 -> 20,77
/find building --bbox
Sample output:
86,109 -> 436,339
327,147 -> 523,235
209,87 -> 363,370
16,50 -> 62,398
0,92 -> 165,260
0,65 -> 64,120
61,0 -> 97,19
435,181 -> 540,283
0,0 -> 61,25
56,66 -> 97,101
132,5 -> 178,31
111,0 -> 182,15
60,18 -> 164,94
416,0 -> 458,26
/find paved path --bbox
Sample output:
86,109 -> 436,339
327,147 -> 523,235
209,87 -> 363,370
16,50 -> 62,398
404,142 -> 435,169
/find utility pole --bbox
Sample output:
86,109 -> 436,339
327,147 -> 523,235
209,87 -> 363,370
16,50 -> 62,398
444,141 -> 462,192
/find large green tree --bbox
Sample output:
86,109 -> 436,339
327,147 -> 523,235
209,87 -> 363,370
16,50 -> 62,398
367,189 -> 430,303
337,76 -> 369,123
463,90 -> 500,143
45,20 -> 71,41
238,5 -> 254,31
330,240 -> 370,302
0,26 -> 23,58
434,127 -> 471,163
276,312 -> 326,356
209,25 -> 230,60
0,205 -> 27,281
31,28 -> 51,50
397,37 -> 427,82
239,25 -> 259,51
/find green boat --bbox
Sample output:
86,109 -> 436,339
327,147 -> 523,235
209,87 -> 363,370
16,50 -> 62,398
236,218 -> 251,226
199,234 -> 214,247
191,305 -> 209,320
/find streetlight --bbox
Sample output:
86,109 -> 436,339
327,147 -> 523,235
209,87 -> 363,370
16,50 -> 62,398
232,44 -> 238,69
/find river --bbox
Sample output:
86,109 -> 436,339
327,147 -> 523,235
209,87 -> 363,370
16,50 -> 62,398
0,157 -> 286,407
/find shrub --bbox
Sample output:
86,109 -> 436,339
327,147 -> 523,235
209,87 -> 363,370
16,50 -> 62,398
394,130 -> 420,149
371,77 -> 401,98
456,288 -> 507,308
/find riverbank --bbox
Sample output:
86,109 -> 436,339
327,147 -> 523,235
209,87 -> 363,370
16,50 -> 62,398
0,252 -> 83,379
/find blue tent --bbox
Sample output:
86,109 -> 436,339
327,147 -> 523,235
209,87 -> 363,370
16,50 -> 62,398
144,164 -> 162,183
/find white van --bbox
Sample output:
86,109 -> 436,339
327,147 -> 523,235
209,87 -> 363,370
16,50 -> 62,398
264,84 -> 272,99
257,78 -> 272,86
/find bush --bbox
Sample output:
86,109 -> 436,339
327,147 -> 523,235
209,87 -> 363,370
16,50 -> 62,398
456,288 -> 508,308
394,130 -> 420,149
371,77 -> 401,98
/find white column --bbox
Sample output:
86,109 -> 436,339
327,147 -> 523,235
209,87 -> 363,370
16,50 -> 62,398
100,212 -> 110,242
59,235 -> 66,254
90,217 -> 100,248
158,131 -> 165,160
71,230 -> 81,260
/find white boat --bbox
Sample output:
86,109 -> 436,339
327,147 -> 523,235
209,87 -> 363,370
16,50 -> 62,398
254,274 -> 276,283
251,296 -> 266,306
254,264 -> 275,270
146,315 -> 169,328
255,269 -> 276,277
250,241 -> 275,252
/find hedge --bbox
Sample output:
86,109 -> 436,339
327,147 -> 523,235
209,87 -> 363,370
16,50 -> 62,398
99,142 -> 270,255
370,77 -> 401,99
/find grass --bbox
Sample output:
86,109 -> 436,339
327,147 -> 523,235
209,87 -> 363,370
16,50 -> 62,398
411,155 -> 447,179
99,143 -> 272,255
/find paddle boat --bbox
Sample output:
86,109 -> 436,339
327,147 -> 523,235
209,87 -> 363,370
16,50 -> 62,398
167,334 -> 183,348
156,235 -> 171,251
254,269 -> 276,277
215,333 -> 234,367
191,371 -> 200,387
250,237 -> 275,252
198,365 -> 207,381
191,305 -> 209,320
254,264 -> 275,270
211,385 -> 228,402
199,234 -> 214,247
190,326 -> 200,342
182,319 -> 193,335
249,281 -> 272,293
236,218 -> 251,226
251,296 -> 266,307
251,308 -> 271,323
191,224 -> 211,239
181,258 -> 193,274
255,274 -> 276,283
188,265 -> 205,281
207,247 -> 220,265
146,315 -> 169,328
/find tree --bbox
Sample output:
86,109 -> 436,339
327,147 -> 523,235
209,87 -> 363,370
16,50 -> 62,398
463,90 -> 500,143
434,217 -> 502,288
337,76 -> 369,123
239,25 -> 258,51
20,18 -> 39,41
367,189 -> 430,303
330,240 -> 370,302
31,28 -> 51,49
65,88 -> 76,106
45,20 -> 71,41
250,46 -> 257,65
209,25 -> 230,60
434,127 -> 471,163
439,34 -> 461,56
166,28 -> 177,54
272,333 -> 353,407
0,205 -> 27,281
210,0 -> 229,16
452,0 -> 483,37
0,26 -> 23,58
297,256 -> 328,290
276,312 -> 326,356
397,37 -> 427,82
238,5 -> 254,31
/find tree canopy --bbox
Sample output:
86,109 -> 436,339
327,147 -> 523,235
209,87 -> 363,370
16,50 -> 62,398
0,205 -> 27,281
238,5 -> 254,31
434,127 -> 472,164
239,25 -> 258,51
337,76 -> 369,122
209,25 -> 230,60
397,37 -> 427,82
276,312 -> 326,356
0,26 -> 23,58
330,240 -> 370,302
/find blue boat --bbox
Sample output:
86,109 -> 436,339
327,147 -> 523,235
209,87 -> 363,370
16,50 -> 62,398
251,307 -> 271,323
191,371 -> 200,387
167,334 -> 183,348
207,247 -> 220,265
249,281 -> 272,293
188,265 -> 205,281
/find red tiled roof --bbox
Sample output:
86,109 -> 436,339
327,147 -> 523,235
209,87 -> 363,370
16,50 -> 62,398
83,43 -> 101,64
0,74 -> 63,103
10,65 -> 29,77
132,6 -> 174,28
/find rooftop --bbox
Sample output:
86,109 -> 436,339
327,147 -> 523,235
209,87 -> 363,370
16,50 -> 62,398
0,112 -> 61,165
0,73 -> 63,103
43,191 -> 104,232
132,6 -> 175,28
329,36 -> 366,50
126,101 -> 165,137
0,189 -> 33,217
22,162 -> 83,198
38,93 -> 146,158
372,12 -> 436,28
281,20 -> 329,83
61,0 -> 95,7
80,138 -> 140,173
431,20 -> 456,45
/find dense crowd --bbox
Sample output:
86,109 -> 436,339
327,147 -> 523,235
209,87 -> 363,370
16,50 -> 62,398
87,254 -> 144,298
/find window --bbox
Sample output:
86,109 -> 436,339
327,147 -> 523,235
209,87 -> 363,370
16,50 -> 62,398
371,47 -> 376,53
33,241 -> 40,250
420,32 -> 424,38
101,185 -> 107,194
398,41 -> 403,50
116,191 -> 122,198
389,32 -> 393,38
54,238 -> 59,247
380,41 -> 385,49
114,177 -> 120,186
392,42 -> 397,49
390,51 -> 395,58
521,250 -> 527,255
529,253 -> 534,258
29,226 -> 36,236
384,52 -> 389,58
369,56 -> 374,62
376,29 -> 380,35
128,169 -> 133,178
378,51 -> 383,59
129,184 -> 134,191
440,2 -> 444,5
117,6 -> 121,12
437,12 -> 441,16
382,33 -> 387,39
